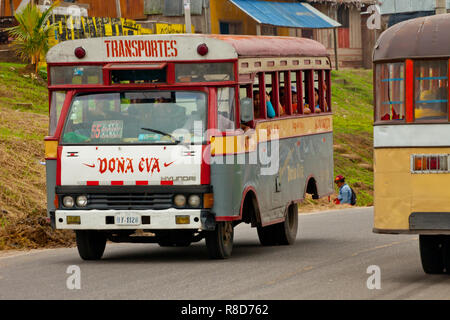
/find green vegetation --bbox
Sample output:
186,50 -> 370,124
7,2 -> 58,72
331,69 -> 374,206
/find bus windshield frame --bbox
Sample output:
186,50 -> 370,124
60,89 -> 208,146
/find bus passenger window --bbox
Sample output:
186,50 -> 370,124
375,62 -> 405,122
414,60 -> 448,121
217,87 -> 236,131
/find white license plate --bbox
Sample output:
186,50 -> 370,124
115,213 -> 140,226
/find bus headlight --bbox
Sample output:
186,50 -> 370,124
188,195 -> 201,208
76,195 -> 88,207
174,194 -> 186,207
63,196 -> 74,208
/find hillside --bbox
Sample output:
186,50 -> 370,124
0,64 -> 374,250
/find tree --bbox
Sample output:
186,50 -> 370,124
7,2 -> 59,73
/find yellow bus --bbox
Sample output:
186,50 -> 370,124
373,14 -> 450,274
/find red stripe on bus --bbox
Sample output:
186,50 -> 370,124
405,59 -> 414,123
87,181 -> 99,186
56,146 -> 62,186
201,144 -> 211,185
160,181 -> 173,185
111,181 -> 124,185
136,181 -> 149,185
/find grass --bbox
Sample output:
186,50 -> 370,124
331,69 -> 374,206
0,63 -> 375,250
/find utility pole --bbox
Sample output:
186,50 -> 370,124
436,0 -> 446,14
115,0 -> 121,18
184,0 -> 192,33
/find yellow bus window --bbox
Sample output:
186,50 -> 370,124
376,62 -> 405,121
414,60 -> 448,121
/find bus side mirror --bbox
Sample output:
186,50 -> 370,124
240,98 -> 254,123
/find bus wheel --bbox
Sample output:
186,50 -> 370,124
257,204 -> 298,246
280,203 -> 299,245
205,222 -> 234,259
75,230 -> 107,261
419,235 -> 445,274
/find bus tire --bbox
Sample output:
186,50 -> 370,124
257,223 -> 278,246
257,204 -> 298,246
279,203 -> 298,245
75,230 -> 107,260
419,235 -> 445,274
205,222 -> 233,259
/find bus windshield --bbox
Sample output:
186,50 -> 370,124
61,91 -> 207,145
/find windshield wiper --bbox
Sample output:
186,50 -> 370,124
140,127 -> 182,144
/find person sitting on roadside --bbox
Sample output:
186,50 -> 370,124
333,175 -> 352,205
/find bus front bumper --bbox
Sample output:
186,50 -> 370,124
54,209 -> 214,230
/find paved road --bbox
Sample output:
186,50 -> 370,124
0,207 -> 449,300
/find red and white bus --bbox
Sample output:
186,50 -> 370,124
45,34 -> 334,260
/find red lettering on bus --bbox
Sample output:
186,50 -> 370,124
131,40 -> 139,57
117,157 -> 125,173
157,40 -> 164,57
104,40 -> 111,57
125,158 -> 134,173
144,40 -> 152,57
98,158 -> 107,174
108,158 -> 116,172
171,40 -> 178,57
151,40 -> 158,57
164,40 -> 169,57
118,40 -> 125,57
124,40 -> 133,57
111,40 -> 118,57
138,41 -> 145,57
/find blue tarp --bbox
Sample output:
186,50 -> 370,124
229,0 -> 341,29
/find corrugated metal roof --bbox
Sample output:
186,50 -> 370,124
380,0 -> 450,15
229,0 -> 341,29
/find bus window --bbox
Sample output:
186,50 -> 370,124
375,62 -> 405,121
175,63 -> 234,82
49,91 -> 66,136
304,70 -> 314,114
217,87 -> 236,131
292,71 -> 303,114
111,68 -> 167,84
50,66 -> 103,85
414,60 -> 448,121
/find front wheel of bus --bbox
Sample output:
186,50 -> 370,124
75,230 -> 107,260
205,222 -> 234,259
419,235 -> 445,274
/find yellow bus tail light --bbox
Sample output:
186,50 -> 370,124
412,154 -> 449,173
44,138 -> 58,159
203,193 -> 214,209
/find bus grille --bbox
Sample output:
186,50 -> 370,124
87,193 -> 173,210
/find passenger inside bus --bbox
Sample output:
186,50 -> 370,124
253,90 -> 275,119
314,88 -> 322,113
